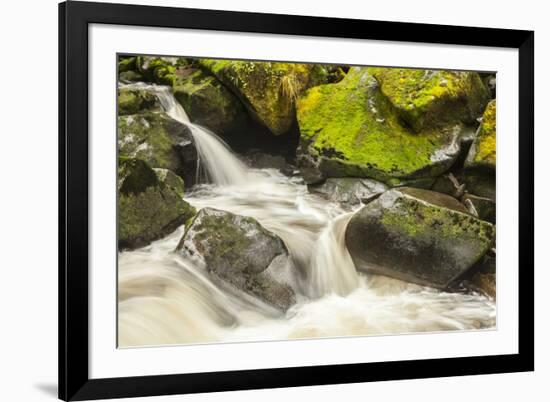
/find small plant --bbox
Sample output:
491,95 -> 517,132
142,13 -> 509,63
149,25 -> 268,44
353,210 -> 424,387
280,74 -> 300,103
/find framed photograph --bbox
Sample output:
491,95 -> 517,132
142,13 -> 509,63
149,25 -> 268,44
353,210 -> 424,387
59,1 -> 534,400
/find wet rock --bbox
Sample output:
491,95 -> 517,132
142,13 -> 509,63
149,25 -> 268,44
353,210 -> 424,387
117,87 -> 161,115
117,111 -> 198,185
172,67 -> 249,138
345,188 -> 495,289
431,173 -> 466,198
244,151 -> 288,171
176,208 -> 296,311
118,158 -> 195,250
454,254 -> 496,299
308,178 -> 388,206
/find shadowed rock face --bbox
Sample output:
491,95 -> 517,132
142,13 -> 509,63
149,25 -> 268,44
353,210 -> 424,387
345,188 -> 495,289
176,207 -> 296,311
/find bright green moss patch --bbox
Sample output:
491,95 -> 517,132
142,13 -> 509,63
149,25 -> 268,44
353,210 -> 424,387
296,68 -> 461,182
369,68 -> 490,132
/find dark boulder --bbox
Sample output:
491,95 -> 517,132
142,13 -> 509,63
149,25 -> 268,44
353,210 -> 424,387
118,158 -> 195,250
345,188 -> 495,289
176,208 -> 296,311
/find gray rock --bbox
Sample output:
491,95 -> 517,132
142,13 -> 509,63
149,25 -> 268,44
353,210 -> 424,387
176,208 -> 296,311
345,188 -> 495,289
308,178 -> 388,206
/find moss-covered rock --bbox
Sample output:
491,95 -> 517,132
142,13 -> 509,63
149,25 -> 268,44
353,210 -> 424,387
118,56 -> 136,73
370,68 -> 490,132
117,111 -> 197,181
172,67 -> 248,137
176,207 -> 296,311
118,158 -> 195,250
201,59 -> 318,135
345,188 -> 495,289
133,56 -> 190,85
153,168 -> 185,198
296,67 -> 463,184
117,87 -> 160,115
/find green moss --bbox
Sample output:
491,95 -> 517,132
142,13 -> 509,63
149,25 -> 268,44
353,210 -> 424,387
200,59 -> 316,135
118,56 -> 136,73
118,157 -> 196,249
297,68 -> 460,182
369,68 -> 490,132
117,88 -> 158,115
172,68 -> 247,134
380,195 -> 495,246
117,112 -> 181,172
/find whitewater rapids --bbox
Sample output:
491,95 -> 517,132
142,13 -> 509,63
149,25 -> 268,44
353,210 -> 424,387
117,83 -> 496,348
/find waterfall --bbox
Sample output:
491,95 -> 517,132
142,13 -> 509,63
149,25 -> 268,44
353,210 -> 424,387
119,82 -> 249,186
308,212 -> 360,297
117,83 -> 496,348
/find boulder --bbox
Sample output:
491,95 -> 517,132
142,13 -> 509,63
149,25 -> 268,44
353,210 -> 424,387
118,87 -> 161,115
369,67 -> 490,132
118,158 -> 195,250
201,59 -> 319,135
308,178 -> 388,206
345,188 -> 495,289
117,111 -> 198,184
296,67 -> 464,184
176,208 -> 296,311
134,56 -> 189,85
172,67 -> 249,137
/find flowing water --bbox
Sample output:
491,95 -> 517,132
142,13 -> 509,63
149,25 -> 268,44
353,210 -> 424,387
117,83 -> 496,348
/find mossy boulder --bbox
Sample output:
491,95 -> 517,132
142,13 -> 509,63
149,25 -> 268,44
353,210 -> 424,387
118,158 -> 195,250
369,68 -> 490,132
133,56 -> 190,85
176,208 -> 296,311
308,178 -> 388,206
296,67 -> 463,184
345,188 -> 495,289
172,67 -> 248,137
201,59 -> 318,135
118,87 -> 160,115
153,168 -> 185,198
117,111 -> 197,183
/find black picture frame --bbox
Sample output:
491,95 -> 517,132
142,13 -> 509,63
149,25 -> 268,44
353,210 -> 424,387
59,1 -> 534,400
